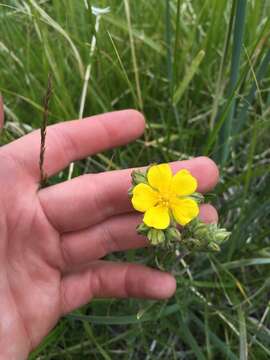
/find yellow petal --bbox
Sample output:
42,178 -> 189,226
171,169 -> 197,196
171,198 -> 199,226
147,164 -> 172,192
131,183 -> 158,212
143,206 -> 170,229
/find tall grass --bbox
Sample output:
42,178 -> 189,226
0,1 -> 270,359
218,0 -> 247,166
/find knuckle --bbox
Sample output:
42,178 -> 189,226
49,126 -> 77,167
90,175 -> 115,221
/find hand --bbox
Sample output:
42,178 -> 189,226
0,100 -> 219,359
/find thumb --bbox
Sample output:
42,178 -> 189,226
0,94 -> 4,130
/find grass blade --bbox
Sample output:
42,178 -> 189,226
236,48 -> 270,132
173,0 -> 181,84
165,0 -> 173,91
218,0 -> 247,165
173,49 -> 205,105
209,0 -> 236,129
104,14 -> 165,56
238,306 -> 248,360
124,0 -> 143,110
28,0 -> 84,77
177,312 -> 206,360
192,314 -> 239,360
67,303 -> 181,325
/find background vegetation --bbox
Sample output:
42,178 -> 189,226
0,0 -> 270,358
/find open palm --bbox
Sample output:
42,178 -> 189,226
0,101 -> 219,359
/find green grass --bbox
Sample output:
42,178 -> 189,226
1,0 -> 270,358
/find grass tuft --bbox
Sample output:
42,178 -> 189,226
0,0 -> 269,358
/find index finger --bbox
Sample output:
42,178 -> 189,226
2,109 -> 145,180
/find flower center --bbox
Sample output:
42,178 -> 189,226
157,192 -> 170,208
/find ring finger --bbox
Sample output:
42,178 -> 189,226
60,204 -> 218,271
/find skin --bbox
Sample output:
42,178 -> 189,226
0,96 -> 219,359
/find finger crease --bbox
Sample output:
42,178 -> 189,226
60,280 -> 70,315
90,268 -> 102,298
123,264 -> 132,298
60,239 -> 73,269
100,221 -> 118,256
90,179 -> 110,223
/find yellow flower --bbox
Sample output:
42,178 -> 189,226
131,164 -> 199,230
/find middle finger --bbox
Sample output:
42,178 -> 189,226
39,157 -> 219,233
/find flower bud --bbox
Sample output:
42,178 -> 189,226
147,229 -> 165,245
208,242 -> 221,252
190,192 -> 205,204
166,227 -> 181,241
215,228 -> 231,243
184,237 -> 201,250
128,186 -> 134,197
194,226 -> 209,239
136,223 -> 150,236
131,170 -> 147,186
183,219 -> 231,252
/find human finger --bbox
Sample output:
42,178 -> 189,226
60,261 -> 176,314
60,204 -> 218,269
2,109 -> 145,180
39,156 -> 219,232
198,204 -> 218,224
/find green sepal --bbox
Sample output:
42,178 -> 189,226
184,218 -> 231,252
147,229 -> 165,246
136,223 -> 150,236
207,242 -> 221,252
128,185 -> 134,197
165,227 -> 181,242
189,192 -> 205,204
131,170 -> 148,186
